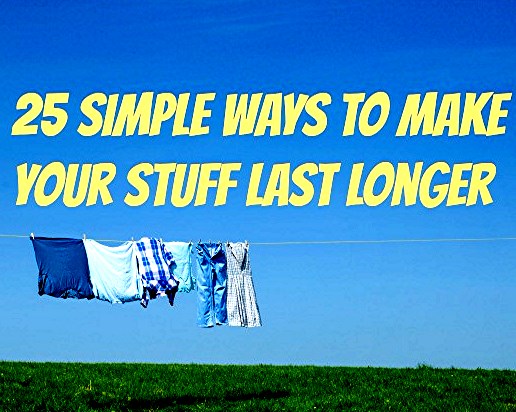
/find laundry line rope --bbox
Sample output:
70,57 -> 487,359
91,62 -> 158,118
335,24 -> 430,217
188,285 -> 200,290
0,233 -> 515,246
252,237 -> 516,245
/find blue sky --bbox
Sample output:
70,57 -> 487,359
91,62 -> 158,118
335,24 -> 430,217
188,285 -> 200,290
0,2 -> 515,367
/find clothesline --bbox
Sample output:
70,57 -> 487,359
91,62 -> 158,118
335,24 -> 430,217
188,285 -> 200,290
1,233 -> 516,245
31,236 -> 262,327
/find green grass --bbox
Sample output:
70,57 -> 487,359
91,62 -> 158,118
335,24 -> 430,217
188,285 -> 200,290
1,362 -> 515,411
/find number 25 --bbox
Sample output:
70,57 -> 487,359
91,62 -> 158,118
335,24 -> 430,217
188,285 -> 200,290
12,92 -> 69,136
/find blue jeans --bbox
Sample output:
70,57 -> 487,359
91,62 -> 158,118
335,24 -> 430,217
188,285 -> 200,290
196,242 -> 228,327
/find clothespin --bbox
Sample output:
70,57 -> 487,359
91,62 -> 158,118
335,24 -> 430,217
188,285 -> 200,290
30,232 -> 34,239
83,233 -> 86,240
131,236 -> 134,241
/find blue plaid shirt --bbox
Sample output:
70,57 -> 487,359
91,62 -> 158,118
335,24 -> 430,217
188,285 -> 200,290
135,238 -> 178,308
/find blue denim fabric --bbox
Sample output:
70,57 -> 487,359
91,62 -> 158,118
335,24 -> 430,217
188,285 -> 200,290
196,242 -> 227,327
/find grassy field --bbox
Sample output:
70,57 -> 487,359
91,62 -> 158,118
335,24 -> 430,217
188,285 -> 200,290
0,362 -> 515,411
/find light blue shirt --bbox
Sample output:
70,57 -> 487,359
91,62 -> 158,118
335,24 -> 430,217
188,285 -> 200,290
83,239 -> 142,304
163,241 -> 195,292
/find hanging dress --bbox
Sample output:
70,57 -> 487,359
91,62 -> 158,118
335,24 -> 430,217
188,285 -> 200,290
226,242 -> 262,327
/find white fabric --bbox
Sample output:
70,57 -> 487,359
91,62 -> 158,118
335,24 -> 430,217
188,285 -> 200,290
83,239 -> 142,304
226,242 -> 262,327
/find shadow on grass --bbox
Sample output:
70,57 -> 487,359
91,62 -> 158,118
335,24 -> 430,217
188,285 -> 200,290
0,375 -> 33,387
88,389 -> 290,410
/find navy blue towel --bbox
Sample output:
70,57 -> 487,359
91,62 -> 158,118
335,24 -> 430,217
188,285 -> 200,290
31,237 -> 94,299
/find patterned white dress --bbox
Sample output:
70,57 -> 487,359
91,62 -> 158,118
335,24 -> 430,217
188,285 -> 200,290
226,242 -> 262,327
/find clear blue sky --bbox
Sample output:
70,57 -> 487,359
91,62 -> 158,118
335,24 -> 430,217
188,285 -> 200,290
1,1 -> 515,368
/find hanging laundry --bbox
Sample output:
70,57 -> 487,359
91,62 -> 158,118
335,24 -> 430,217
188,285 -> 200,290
226,242 -> 262,327
195,242 -> 228,327
83,239 -> 142,304
163,241 -> 195,293
31,237 -> 94,299
135,237 -> 178,308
